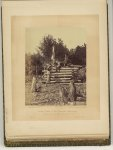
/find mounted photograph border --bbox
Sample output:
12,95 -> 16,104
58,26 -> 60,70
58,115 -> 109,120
2,0 -> 110,146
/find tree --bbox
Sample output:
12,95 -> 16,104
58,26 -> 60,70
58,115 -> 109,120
38,35 -> 56,63
68,44 -> 86,65
38,35 -> 69,63
25,52 -> 44,76
25,53 -> 32,76
75,44 -> 86,65
54,38 -> 69,61
26,34 -> 86,79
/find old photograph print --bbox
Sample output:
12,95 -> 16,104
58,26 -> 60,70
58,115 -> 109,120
25,16 -> 86,106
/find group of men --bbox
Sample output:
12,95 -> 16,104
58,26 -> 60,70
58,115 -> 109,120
46,61 -> 61,85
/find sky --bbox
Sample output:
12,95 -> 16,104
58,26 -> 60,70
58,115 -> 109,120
25,15 -> 98,54
26,27 -> 86,54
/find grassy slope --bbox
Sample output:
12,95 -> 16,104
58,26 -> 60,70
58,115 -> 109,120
25,82 -> 86,105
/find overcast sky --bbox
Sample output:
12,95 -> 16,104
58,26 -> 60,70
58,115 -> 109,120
26,26 -> 86,53
25,15 -> 98,54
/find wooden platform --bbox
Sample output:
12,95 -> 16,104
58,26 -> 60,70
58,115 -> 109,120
43,66 -> 82,84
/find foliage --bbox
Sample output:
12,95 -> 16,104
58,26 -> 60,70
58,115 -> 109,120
54,38 -> 69,61
25,35 -> 86,76
69,44 -> 86,65
38,35 -> 55,63
25,82 -> 86,105
25,52 -> 44,76
76,67 -> 86,82
38,35 -> 69,62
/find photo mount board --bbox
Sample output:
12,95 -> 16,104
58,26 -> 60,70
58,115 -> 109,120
2,0 -> 110,146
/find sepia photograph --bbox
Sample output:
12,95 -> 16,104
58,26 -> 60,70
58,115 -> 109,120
25,17 -> 86,106
11,15 -> 100,120
3,0 -> 110,145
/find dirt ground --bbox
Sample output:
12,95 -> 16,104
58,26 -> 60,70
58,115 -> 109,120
25,81 -> 86,105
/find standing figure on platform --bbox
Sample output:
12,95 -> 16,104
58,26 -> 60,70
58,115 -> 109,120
51,46 -> 56,66
71,69 -> 75,81
64,54 -> 68,67
56,61 -> 61,72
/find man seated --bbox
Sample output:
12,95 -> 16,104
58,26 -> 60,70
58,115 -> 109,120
56,61 -> 61,72
47,63 -> 52,71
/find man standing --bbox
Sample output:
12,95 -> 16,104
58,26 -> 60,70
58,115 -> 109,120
46,69 -> 51,86
51,46 -> 56,65
64,54 -> 68,67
